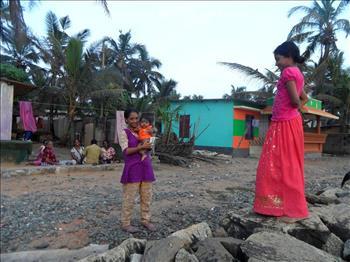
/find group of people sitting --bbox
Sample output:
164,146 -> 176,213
29,116 -> 156,167
31,139 -> 117,166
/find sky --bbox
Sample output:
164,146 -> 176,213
23,1 -> 350,99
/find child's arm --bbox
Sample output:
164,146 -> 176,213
125,142 -> 152,155
286,80 -> 300,108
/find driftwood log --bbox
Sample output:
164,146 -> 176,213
155,152 -> 191,167
155,141 -> 194,166
155,142 -> 194,157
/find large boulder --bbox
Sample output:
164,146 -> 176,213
142,237 -> 188,262
170,222 -> 212,244
241,231 -> 340,262
0,244 -> 109,262
213,237 -> 244,259
312,203 -> 350,242
175,248 -> 199,262
193,238 -> 236,262
142,222 -> 212,262
221,209 -> 332,249
322,233 -> 344,257
343,239 -> 350,261
79,238 -> 146,262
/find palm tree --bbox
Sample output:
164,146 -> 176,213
0,24 -> 39,70
88,66 -> 125,117
313,51 -> 350,131
0,0 -> 110,28
36,11 -> 90,87
288,0 -> 350,64
154,79 -> 180,105
130,45 -> 164,97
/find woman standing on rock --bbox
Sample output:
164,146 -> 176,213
118,109 -> 156,233
253,41 -> 309,223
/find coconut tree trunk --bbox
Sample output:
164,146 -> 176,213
49,103 -> 57,139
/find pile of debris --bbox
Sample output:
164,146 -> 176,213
155,141 -> 232,167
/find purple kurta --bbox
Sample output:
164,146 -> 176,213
120,128 -> 156,184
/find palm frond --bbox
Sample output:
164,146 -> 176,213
45,11 -> 59,35
334,19 -> 350,37
334,0 -> 349,17
288,5 -> 312,18
59,15 -> 71,31
95,0 -> 110,15
287,22 -> 319,39
218,62 -> 275,85
65,38 -> 83,78
75,29 -> 90,42
288,31 -> 314,43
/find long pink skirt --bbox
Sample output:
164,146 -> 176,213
253,115 -> 309,218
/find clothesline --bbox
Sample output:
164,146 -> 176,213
13,101 -> 119,114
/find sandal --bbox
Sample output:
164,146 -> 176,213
122,225 -> 141,233
142,222 -> 156,232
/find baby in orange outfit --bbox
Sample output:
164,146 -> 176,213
138,117 -> 155,161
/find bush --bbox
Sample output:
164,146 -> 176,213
0,63 -> 29,82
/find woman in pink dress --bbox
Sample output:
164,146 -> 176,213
253,41 -> 309,223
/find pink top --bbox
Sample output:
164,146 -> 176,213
272,66 -> 304,121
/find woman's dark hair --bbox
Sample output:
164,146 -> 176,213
124,108 -> 139,119
274,41 -> 306,64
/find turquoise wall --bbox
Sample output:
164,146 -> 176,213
170,100 -> 233,147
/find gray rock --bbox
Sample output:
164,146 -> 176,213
221,209 -> 331,249
79,238 -> 146,262
212,227 -> 228,237
194,238 -> 236,262
313,203 -> 350,241
170,222 -> 212,245
322,233 -> 344,257
1,244 -> 109,262
31,239 -> 49,249
214,237 -> 244,260
130,253 -> 143,262
306,193 -> 340,205
241,231 -> 340,262
320,188 -> 344,199
336,191 -> 350,198
175,248 -> 199,262
343,239 -> 350,260
142,236 -> 187,262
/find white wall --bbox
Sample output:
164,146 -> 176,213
0,82 -> 14,140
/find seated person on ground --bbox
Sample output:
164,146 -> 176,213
71,139 -> 85,165
101,140 -> 116,164
84,139 -> 102,165
41,141 -> 59,166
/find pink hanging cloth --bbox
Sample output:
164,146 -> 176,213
114,110 -> 127,143
19,101 -> 37,132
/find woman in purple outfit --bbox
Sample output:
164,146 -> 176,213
118,109 -> 156,233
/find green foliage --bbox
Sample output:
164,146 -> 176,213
0,63 -> 29,82
156,102 -> 182,143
